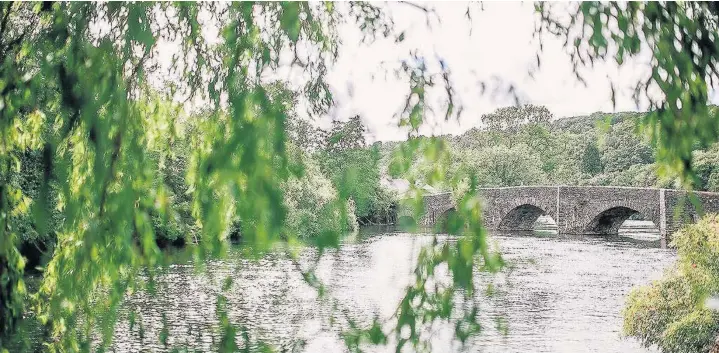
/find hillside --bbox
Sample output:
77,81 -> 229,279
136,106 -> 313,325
378,107 -> 719,192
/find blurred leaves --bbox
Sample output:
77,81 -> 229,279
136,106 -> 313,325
0,2 -> 492,352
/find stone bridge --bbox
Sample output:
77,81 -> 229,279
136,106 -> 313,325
404,186 -> 719,241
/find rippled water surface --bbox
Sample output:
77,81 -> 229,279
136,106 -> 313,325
109,221 -> 674,352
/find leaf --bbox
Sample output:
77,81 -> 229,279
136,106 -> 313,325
280,3 -> 301,42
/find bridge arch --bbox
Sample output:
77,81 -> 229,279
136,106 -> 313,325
584,206 -> 639,234
583,206 -> 659,235
498,204 -> 552,231
438,207 -> 457,222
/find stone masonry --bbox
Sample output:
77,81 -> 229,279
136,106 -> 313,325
410,186 -> 719,242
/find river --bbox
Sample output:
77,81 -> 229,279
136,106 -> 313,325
103,220 -> 675,353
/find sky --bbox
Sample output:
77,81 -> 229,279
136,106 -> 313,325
153,2 -> 716,142
315,2 -> 719,142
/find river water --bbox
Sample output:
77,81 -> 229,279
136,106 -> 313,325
104,220 -> 675,353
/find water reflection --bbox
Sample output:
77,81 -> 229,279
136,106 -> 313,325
108,221 -> 673,352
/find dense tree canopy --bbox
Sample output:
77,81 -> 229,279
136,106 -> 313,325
599,120 -> 655,173
456,144 -> 546,187
389,109 -> 691,191
581,142 -> 603,176
480,104 -> 553,132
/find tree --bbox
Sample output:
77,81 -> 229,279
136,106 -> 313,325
692,145 -> 719,192
286,116 -> 327,152
324,115 -> 367,152
316,117 -> 391,223
459,144 -> 546,187
270,82 -> 326,153
283,144 -> 357,238
581,143 -> 603,176
481,104 -> 553,132
600,121 -> 654,173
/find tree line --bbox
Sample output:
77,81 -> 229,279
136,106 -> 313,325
380,104 -> 719,194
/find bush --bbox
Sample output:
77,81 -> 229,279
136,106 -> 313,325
283,147 -> 358,238
151,210 -> 186,248
623,214 -> 719,353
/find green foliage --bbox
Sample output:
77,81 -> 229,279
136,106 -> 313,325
2,1 -> 719,352
599,120 -> 654,173
0,1 -> 353,350
389,110 -> 690,190
586,163 -> 661,188
455,144 -> 547,187
318,148 -> 381,217
581,143 -> 603,176
623,215 -> 719,353
316,117 -> 396,224
283,144 -> 357,239
0,3 -> 490,352
538,2 -> 719,188
693,145 -> 719,192
325,115 -> 367,153
480,104 -> 553,132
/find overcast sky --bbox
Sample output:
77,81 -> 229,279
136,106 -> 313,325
316,2 -> 717,142
154,2 -> 717,142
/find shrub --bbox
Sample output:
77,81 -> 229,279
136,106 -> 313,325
623,214 -> 719,353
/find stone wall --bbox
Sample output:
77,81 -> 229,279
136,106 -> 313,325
418,192 -> 454,226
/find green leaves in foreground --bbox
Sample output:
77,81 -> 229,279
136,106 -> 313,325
388,136 -> 504,350
0,2 -> 494,352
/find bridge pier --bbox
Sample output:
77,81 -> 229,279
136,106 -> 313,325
411,186 -> 719,243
